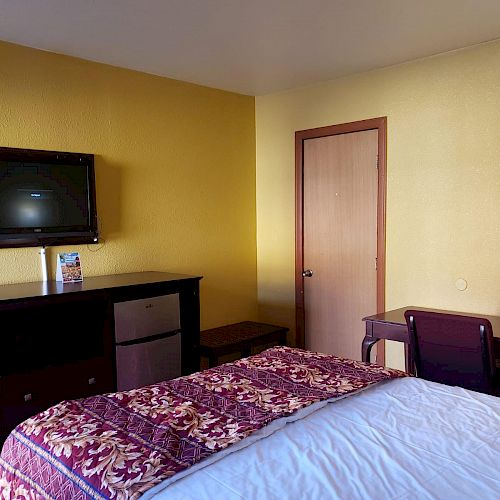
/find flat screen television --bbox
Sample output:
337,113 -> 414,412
0,147 -> 98,248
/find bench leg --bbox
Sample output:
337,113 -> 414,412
208,354 -> 218,368
278,331 -> 287,346
241,347 -> 251,358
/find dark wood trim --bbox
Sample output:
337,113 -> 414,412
295,129 -> 306,351
295,117 -> 387,365
375,118 -> 387,365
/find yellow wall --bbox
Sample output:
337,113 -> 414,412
3,39 -> 500,366
256,40 -> 500,369
0,41 -> 257,329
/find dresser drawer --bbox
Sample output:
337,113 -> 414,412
371,322 -> 409,342
0,369 -> 53,437
0,358 -> 113,440
60,358 -> 114,399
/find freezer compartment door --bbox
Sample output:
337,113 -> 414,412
116,332 -> 181,391
114,294 -> 180,343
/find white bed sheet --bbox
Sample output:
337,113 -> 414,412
149,378 -> 500,499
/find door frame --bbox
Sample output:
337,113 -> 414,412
295,117 -> 387,365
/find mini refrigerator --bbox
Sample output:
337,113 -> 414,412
114,294 -> 181,391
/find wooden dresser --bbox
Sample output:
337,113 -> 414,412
0,271 -> 201,443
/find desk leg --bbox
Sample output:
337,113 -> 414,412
362,336 -> 378,363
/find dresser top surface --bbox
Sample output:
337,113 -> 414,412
0,271 -> 202,302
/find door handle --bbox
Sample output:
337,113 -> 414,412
302,269 -> 314,278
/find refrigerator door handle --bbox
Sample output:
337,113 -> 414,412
115,329 -> 181,347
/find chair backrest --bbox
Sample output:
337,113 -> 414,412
404,310 -> 496,394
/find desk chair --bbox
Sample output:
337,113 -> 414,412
405,310 -> 497,395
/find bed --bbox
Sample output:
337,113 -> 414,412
1,346 -> 499,499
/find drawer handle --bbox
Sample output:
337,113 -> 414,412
88,377 -> 96,385
24,393 -> 32,402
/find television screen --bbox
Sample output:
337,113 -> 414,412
0,147 -> 98,248
0,163 -> 89,229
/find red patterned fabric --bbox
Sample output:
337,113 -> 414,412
0,347 -> 405,499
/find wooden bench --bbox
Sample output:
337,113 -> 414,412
200,321 -> 289,368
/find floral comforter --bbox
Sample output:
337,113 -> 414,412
0,346 -> 405,499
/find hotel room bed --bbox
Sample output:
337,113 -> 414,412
1,347 -> 499,499
158,377 -> 500,499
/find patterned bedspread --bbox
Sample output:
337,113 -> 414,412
0,346 -> 405,499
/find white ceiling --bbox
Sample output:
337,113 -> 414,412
1,0 -> 500,96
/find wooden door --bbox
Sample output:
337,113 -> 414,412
295,118 -> 386,363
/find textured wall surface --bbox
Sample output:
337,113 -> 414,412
0,41 -> 257,329
256,40 -> 500,369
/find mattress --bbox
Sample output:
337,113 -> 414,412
0,347 -> 405,498
151,377 -> 500,499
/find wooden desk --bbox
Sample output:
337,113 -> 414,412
362,306 -> 500,373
